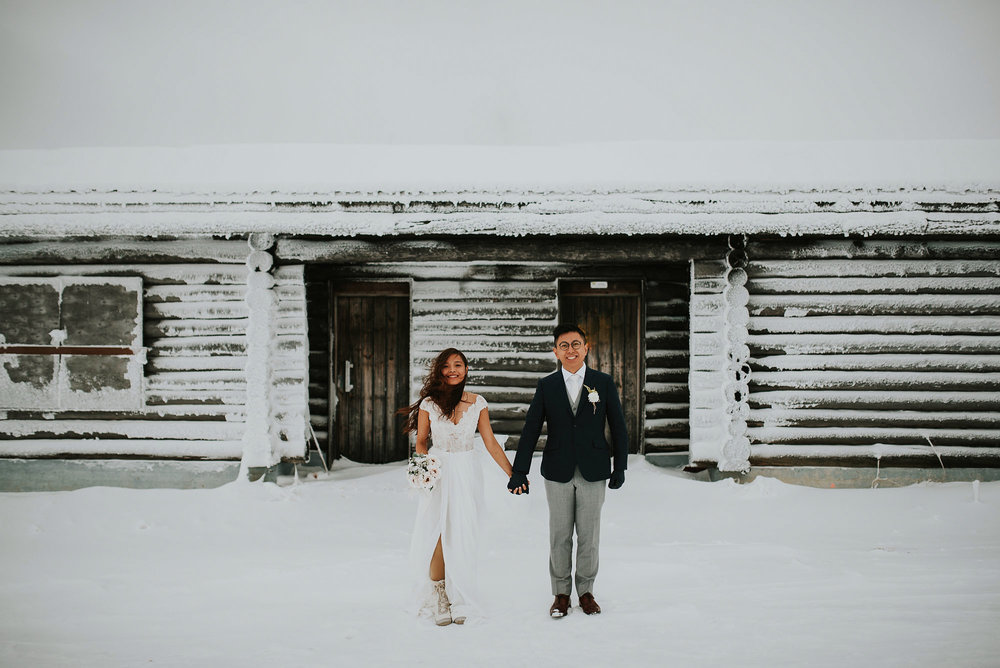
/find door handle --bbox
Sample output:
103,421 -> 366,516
344,360 -> 354,393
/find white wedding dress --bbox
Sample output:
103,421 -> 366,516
409,395 -> 488,621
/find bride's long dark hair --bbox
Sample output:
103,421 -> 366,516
398,348 -> 469,434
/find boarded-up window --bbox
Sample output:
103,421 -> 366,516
0,277 -> 143,410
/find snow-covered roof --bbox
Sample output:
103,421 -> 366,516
1,142 -> 998,238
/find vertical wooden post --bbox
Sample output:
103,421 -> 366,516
242,232 -> 280,478
719,235 -> 751,473
688,258 -> 728,465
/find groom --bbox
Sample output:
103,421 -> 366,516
508,323 -> 628,618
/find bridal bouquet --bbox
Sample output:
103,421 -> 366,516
407,453 -> 441,492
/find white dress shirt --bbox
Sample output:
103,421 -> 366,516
561,363 -> 587,411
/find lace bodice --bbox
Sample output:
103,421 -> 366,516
421,395 -> 487,453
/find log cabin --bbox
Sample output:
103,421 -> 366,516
0,143 -> 998,489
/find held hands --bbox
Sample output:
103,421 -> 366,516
608,469 -> 625,490
507,472 -> 529,495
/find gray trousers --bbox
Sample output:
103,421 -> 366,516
544,467 -> 606,596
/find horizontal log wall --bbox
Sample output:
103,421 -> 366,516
643,267 -> 690,453
688,260 -> 728,464
271,265 -> 309,459
0,254 -> 254,459
745,237 -> 1000,467
305,260 -> 691,455
411,268 -> 558,449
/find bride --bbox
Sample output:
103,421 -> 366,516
399,348 -> 516,625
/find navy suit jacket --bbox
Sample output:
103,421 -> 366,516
513,367 -> 629,483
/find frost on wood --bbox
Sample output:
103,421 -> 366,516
718,236 -> 752,473
241,243 -> 279,470
745,240 -> 1000,459
240,239 -> 309,470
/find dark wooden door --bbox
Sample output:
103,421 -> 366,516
560,280 -> 642,454
332,281 -> 410,463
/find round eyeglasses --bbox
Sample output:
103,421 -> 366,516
557,340 -> 586,351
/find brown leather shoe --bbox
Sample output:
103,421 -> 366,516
579,592 -> 601,615
549,594 -> 570,618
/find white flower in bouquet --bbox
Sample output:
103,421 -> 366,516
408,452 -> 441,491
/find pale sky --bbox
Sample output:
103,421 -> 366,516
1,0 -> 998,149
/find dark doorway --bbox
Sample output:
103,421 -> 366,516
331,281 -> 410,463
559,279 -> 642,453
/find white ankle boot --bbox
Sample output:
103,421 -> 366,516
433,580 -> 452,626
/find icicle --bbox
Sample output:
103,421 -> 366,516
924,435 -> 946,471
871,455 -> 886,489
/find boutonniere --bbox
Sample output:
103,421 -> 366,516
583,384 -> 600,413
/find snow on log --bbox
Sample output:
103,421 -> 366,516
0,419 -> 242,440
750,371 -> 1000,391
748,334 -> 1000,354
746,239 -> 1000,261
750,315 -> 1000,335
747,426 -> 1000,446
750,408 -> 1000,428
748,259 -> 1000,278
752,354 -> 1000,372
0,439 -> 244,458
747,276 -> 1000,295
749,444 -> 1000,466
748,294 -> 1000,316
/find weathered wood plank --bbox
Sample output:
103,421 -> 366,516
412,320 -> 555,337
749,408 -> 1000,428
148,336 -> 247,356
413,280 -> 558,300
0,420 -> 242,440
145,390 -> 246,405
644,418 -> 689,437
747,259 -> 1000,278
749,390 -> 999,411
645,368 -> 689,383
748,334 -> 1000,354
4,406 -> 244,420
748,293 -> 1000,316
0,264 -> 248,285
277,236 -> 724,264
645,402 -> 690,418
420,352 -> 554,372
746,238 -> 1000,260
0,439 -> 244,458
747,276 -> 1000,294
750,315 -> 1000,335
144,284 -> 247,303
748,426 -> 1000,445
146,319 -> 250,338
752,354 -> 1000,372
643,438 -> 690,453
750,371 -> 1000,391
412,334 -> 553,352
0,239 -> 248,264
412,301 -> 558,319
747,444 -> 1000,468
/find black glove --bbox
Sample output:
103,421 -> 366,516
608,469 -> 625,490
508,472 -> 529,494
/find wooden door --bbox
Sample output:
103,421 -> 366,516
559,280 -> 642,454
331,281 -> 410,464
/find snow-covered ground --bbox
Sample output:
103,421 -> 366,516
1,456 -> 998,667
